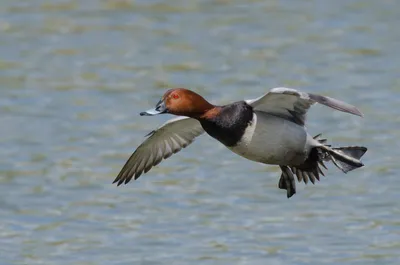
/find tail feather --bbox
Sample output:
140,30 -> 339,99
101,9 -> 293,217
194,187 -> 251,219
326,146 -> 367,173
334,146 -> 367,160
313,134 -> 367,174
278,134 -> 367,198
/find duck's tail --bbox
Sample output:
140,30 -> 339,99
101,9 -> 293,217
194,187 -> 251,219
279,134 -> 367,198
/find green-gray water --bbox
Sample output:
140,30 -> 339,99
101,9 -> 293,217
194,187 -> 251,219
1,1 -> 399,264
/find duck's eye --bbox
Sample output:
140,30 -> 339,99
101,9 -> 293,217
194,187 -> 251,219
172,93 -> 180,99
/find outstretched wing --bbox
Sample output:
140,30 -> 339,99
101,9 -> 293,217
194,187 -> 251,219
246,87 -> 363,125
113,116 -> 204,185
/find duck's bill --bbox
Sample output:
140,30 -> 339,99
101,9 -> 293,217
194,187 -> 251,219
140,108 -> 163,116
140,100 -> 167,116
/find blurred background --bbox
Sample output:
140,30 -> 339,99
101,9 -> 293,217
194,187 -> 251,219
1,0 -> 399,264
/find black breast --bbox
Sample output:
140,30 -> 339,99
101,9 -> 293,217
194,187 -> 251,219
199,101 -> 253,147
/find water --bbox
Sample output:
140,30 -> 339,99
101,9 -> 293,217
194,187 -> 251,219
1,0 -> 399,264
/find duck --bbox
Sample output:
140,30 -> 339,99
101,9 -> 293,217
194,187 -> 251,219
113,87 -> 367,198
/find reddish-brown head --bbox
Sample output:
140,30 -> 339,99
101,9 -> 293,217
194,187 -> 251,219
140,88 -> 214,118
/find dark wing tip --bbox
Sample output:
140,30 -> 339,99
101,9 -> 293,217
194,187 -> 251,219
350,107 -> 364,118
112,174 -> 122,185
124,176 -> 132,184
309,93 -> 364,118
114,163 -> 148,186
113,175 -> 124,186
113,169 -> 134,186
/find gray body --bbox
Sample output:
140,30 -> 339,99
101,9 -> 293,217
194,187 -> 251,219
229,111 -> 318,166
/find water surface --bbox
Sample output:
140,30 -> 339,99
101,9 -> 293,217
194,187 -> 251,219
1,0 -> 400,264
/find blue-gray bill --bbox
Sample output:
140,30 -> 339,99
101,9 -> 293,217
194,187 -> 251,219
140,99 -> 167,116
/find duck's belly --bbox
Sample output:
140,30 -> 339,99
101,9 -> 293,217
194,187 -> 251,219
228,112 -> 310,165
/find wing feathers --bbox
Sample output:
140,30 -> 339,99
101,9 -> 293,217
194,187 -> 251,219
246,87 -> 363,125
114,117 -> 204,185
309,93 -> 363,117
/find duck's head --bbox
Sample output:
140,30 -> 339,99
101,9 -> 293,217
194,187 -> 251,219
140,88 -> 214,118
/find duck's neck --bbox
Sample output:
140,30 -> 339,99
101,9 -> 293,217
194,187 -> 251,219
195,102 -> 254,147
197,106 -> 222,120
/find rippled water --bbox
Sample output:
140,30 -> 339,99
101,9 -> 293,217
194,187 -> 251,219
1,0 -> 400,264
